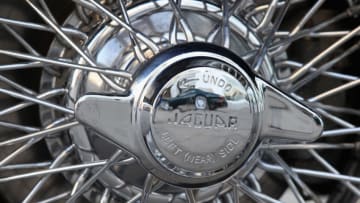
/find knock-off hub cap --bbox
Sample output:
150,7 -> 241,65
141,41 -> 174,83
151,67 -> 256,174
75,43 -> 323,187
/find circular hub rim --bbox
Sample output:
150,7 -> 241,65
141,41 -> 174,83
151,68 -> 253,174
127,43 -> 261,186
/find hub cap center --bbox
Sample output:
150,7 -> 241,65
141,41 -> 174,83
151,67 -> 256,173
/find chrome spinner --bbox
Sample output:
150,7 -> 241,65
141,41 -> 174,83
75,43 -> 323,187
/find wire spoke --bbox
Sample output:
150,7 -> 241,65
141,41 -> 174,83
0,120 -> 39,133
261,143 -> 356,150
267,150 -> 321,203
316,108 -> 356,128
0,17 -> 87,39
0,118 -> 70,167
36,191 -> 71,203
251,0 -> 291,72
2,24 -> 40,56
0,138 -> 41,166
26,0 -> 128,92
230,179 -> 280,203
322,127 -> 360,137
185,189 -> 197,203
220,0 -> 231,48
0,160 -> 107,183
39,0 -> 58,23
0,21 -> 57,78
310,102 -> 360,117
289,41 -> 360,92
293,90 -> 354,119
117,0 -> 147,63
245,1 -> 295,20
67,150 -> 123,203
70,169 -> 90,196
126,193 -> 142,203
23,145 -> 75,203
0,61 -> 41,71
259,161 -> 360,184
232,185 -> 240,203
270,5 -> 360,51
0,74 -> 37,95
271,0 -> 326,56
309,149 -> 360,197
247,173 -> 262,193
168,0 -> 194,42
0,88 -> 67,117
207,0 -> 247,43
0,49 -> 133,79
277,60 -> 359,81
308,79 -> 360,102
279,25 -> 360,84
100,188 -> 111,203
275,30 -> 360,38
72,0 -> 98,11
0,88 -> 73,115
140,174 -> 159,203
0,121 -> 79,147
169,0 -> 180,45
0,162 -> 51,170
84,0 -> 160,54
169,5 -> 179,45
256,0 -> 278,32
283,173 -> 306,203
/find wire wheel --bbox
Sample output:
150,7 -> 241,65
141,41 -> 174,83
0,0 -> 359,202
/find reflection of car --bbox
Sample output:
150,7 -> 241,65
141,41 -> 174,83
161,89 -> 227,110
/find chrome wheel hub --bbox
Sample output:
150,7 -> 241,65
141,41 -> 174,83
152,67 -> 254,173
0,0 -> 358,202
147,45 -> 259,183
75,43 -> 323,187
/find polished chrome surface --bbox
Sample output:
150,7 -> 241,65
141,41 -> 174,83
64,0 -> 275,193
256,78 -> 323,141
75,43 -> 323,186
151,67 -> 254,173
0,0 -> 358,202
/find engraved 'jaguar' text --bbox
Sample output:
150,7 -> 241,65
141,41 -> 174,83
168,112 -> 238,130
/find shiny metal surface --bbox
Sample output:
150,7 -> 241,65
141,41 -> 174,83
75,43 -> 323,186
256,78 -> 323,141
64,0 -> 275,194
0,0 -> 358,202
151,68 -> 254,173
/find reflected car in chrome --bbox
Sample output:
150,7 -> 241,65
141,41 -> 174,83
160,89 -> 227,110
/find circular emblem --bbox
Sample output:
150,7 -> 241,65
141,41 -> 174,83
150,67 -> 257,175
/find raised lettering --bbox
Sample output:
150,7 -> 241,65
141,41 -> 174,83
179,114 -> 192,126
202,73 -> 233,92
168,112 -> 238,130
183,152 -> 215,165
194,113 -> 203,128
215,115 -> 226,128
